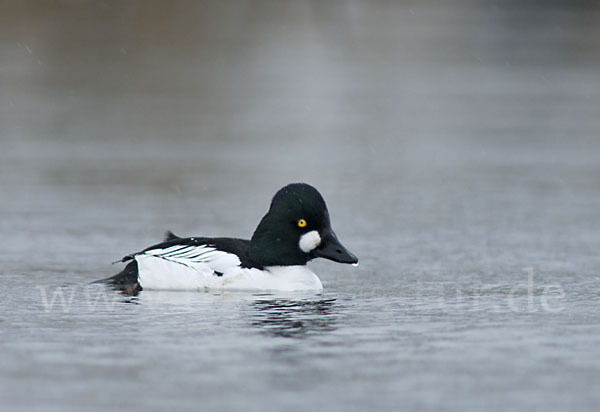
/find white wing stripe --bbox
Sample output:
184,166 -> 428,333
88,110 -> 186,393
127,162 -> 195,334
169,248 -> 214,258
140,245 -> 238,266
145,245 -> 215,258
190,251 -> 220,260
161,248 -> 190,257
162,247 -> 204,257
149,246 -> 190,257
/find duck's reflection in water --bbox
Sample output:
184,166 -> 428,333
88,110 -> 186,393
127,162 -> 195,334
251,298 -> 338,338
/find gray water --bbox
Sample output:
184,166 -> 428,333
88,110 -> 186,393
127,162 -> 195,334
2,1 -> 600,411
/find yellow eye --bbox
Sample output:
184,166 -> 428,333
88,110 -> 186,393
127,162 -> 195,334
297,219 -> 307,228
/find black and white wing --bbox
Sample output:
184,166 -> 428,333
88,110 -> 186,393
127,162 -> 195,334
104,234 -> 254,291
139,243 -> 242,274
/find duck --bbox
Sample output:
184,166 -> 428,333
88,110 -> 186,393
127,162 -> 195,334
100,183 -> 358,293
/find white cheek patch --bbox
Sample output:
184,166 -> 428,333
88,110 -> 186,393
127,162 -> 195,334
299,230 -> 321,253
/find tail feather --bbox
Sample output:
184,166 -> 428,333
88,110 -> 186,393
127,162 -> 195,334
96,260 -> 142,295
98,230 -> 180,295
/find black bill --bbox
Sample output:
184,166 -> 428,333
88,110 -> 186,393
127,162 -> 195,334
312,229 -> 358,264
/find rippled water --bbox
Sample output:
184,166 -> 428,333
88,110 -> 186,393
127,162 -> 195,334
2,1 -> 600,411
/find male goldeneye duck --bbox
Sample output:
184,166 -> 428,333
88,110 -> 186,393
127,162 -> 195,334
100,183 -> 358,294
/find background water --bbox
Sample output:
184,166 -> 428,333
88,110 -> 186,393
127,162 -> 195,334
2,1 -> 600,411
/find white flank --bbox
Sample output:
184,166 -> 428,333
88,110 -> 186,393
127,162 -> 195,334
216,265 -> 323,292
261,265 -> 323,291
135,244 -> 323,292
299,230 -> 321,253
137,245 -> 241,290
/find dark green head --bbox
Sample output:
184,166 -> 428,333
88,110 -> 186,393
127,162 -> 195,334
249,183 -> 358,267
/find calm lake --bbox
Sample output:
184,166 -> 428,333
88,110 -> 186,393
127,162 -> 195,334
1,1 -> 600,411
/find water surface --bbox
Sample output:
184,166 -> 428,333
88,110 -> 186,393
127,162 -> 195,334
1,1 -> 600,411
